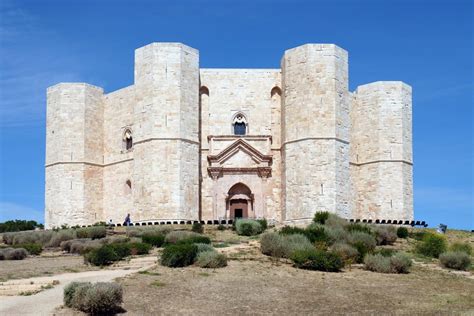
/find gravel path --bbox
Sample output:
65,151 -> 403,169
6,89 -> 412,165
0,256 -> 156,315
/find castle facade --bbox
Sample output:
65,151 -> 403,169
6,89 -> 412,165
45,42 -> 413,228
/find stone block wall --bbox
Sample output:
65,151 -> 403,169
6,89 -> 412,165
351,82 -> 413,220
281,44 -> 350,222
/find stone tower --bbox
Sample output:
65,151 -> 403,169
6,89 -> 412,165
281,44 -> 350,222
45,83 -> 104,228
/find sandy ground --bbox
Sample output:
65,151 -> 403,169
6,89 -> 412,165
0,256 -> 156,315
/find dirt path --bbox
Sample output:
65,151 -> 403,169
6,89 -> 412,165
0,256 -> 156,315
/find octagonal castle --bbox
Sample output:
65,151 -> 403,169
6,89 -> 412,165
45,42 -> 413,228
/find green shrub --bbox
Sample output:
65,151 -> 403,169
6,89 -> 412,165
313,211 -> 330,224
347,231 -> 376,262
13,243 -> 42,255
217,224 -> 226,231
439,251 -> 471,271
192,222 -> 204,234
128,242 -> 151,255
47,230 -> 76,247
164,231 -> 209,244
346,223 -> 373,235
280,226 -> 306,236
330,243 -> 359,265
256,218 -> 268,231
235,219 -> 263,236
416,233 -> 447,258
64,282 -> 123,314
142,234 -> 165,247
260,232 -> 314,258
85,245 -> 119,266
107,243 -> 131,258
76,226 -> 106,240
408,230 -> 427,241
196,251 -> 227,268
290,248 -> 343,272
325,226 -> 349,245
375,248 -> 397,257
364,253 -> 412,274
280,224 -> 328,245
126,226 -> 171,238
161,243 -> 198,267
373,226 -> 397,245
390,252 -> 412,273
325,214 -> 348,229
450,242 -> 472,255
195,243 -> 215,253
0,248 -> 28,260
397,227 -> 409,238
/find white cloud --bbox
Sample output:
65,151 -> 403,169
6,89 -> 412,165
0,202 -> 44,223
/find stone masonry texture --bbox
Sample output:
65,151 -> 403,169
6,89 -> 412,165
44,42 -> 413,228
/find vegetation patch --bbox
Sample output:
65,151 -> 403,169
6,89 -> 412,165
196,250 -> 228,268
0,248 -> 28,260
165,231 -> 211,245
415,233 -> 447,258
260,232 -> 313,259
449,242 -> 472,255
235,219 -> 263,236
13,243 -> 42,255
290,248 -> 343,272
439,251 -> 471,271
313,211 -> 330,225
364,252 -> 412,274
192,222 -> 204,234
64,281 -> 123,314
161,243 -> 198,267
373,226 -> 397,245
396,227 -> 409,238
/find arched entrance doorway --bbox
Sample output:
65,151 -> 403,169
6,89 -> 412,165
226,183 -> 253,219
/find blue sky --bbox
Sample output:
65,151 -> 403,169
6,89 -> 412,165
0,0 -> 472,229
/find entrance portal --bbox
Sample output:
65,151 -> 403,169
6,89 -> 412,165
227,183 -> 253,219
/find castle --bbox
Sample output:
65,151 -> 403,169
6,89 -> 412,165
45,42 -> 413,229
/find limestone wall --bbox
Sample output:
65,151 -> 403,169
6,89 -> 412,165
45,83 -> 104,228
132,43 -> 200,221
282,44 -> 350,222
351,82 -> 413,220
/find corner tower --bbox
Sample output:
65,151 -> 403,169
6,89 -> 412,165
132,43 -> 200,221
45,83 -> 104,228
281,44 -> 351,222
351,82 -> 413,220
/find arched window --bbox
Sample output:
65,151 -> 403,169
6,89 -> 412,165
125,180 -> 132,195
232,113 -> 247,136
123,129 -> 133,151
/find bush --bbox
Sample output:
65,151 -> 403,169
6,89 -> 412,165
450,242 -> 472,255
325,214 -> 348,229
260,232 -> 314,258
126,226 -> 171,238
0,220 -> 43,233
324,226 -> 349,245
76,226 -> 106,240
235,219 -> 263,236
128,242 -> 151,255
280,224 -> 329,244
330,243 -> 359,265
142,234 -> 165,247
64,282 -> 123,314
439,251 -> 471,271
256,218 -> 268,231
0,248 -> 28,260
373,226 -> 397,245
397,227 -> 409,238
85,245 -> 119,266
196,251 -> 227,268
408,230 -> 428,241
390,252 -> 412,273
217,224 -> 226,231
347,231 -> 376,262
192,222 -> 204,234
195,243 -> 215,253
161,243 -> 198,267
14,243 -> 42,255
416,233 -> 447,258
47,230 -> 76,247
346,223 -> 373,235
364,253 -> 412,274
165,231 -> 209,245
313,211 -> 330,225
290,248 -> 343,272
375,248 -> 397,257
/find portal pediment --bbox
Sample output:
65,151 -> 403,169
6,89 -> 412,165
207,139 -> 272,179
